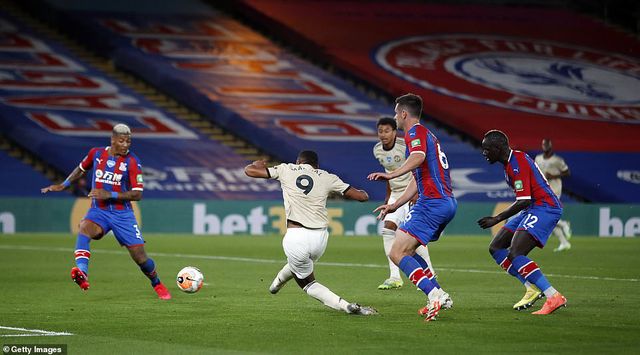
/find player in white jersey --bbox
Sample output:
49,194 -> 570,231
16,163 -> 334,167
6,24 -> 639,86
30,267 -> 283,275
535,138 -> 572,252
373,117 -> 441,292
244,150 -> 377,315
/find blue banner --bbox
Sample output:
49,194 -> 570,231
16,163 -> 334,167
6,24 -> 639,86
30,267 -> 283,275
42,11 -> 520,201
0,11 -> 281,199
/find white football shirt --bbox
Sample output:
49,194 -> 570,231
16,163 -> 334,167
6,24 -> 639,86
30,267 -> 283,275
534,153 -> 569,197
268,163 -> 350,229
373,137 -> 411,198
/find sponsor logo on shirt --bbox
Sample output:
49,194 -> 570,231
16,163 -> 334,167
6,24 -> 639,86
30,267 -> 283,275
411,139 -> 421,148
514,180 -> 523,191
95,169 -> 123,185
137,175 -> 144,184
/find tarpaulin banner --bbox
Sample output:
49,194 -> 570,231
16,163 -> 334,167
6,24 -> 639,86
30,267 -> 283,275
238,1 -> 640,153
39,10 -> 525,201
0,11 -> 281,199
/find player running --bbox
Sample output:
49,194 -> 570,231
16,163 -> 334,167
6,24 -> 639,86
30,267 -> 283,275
373,117 -> 451,304
244,150 -> 377,316
477,130 -> 567,315
41,124 -> 171,300
369,93 -> 457,322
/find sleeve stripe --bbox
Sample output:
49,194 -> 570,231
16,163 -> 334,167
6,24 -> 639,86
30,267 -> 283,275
132,188 -> 143,191
266,167 -> 271,178
78,163 -> 85,172
410,151 -> 426,156
342,185 -> 352,194
516,196 -> 531,200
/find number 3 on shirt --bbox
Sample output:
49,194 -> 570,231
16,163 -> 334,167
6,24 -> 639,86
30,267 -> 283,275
437,143 -> 449,169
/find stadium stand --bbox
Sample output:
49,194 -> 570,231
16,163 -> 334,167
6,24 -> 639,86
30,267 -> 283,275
0,9 -> 281,200
18,0 -> 533,202
222,0 -> 640,202
0,143 -> 52,196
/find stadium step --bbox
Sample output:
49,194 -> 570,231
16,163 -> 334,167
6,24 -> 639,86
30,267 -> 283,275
0,134 -> 62,182
6,0 -> 280,167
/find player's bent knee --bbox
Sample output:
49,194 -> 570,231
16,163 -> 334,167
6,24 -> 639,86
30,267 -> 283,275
383,221 -> 398,231
79,220 -> 103,239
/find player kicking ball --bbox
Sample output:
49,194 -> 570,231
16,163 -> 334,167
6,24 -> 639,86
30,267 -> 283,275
245,150 -> 376,316
477,130 -> 567,315
41,124 -> 171,300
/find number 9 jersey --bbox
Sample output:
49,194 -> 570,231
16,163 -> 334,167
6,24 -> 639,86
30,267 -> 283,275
268,163 -> 351,229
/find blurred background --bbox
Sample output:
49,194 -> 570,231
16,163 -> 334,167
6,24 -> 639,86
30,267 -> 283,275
0,0 -> 638,237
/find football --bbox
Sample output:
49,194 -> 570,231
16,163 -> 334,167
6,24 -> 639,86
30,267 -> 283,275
176,266 -> 204,293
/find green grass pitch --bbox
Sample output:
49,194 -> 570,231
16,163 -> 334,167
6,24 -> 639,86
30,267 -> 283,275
0,234 -> 639,354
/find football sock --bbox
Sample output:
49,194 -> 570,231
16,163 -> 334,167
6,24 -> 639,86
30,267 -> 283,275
381,228 -> 401,280
543,286 -> 558,298
138,258 -> 161,286
416,245 -> 435,273
412,252 -> 441,289
399,255 -> 436,296
553,225 -> 570,245
303,281 -> 350,312
74,234 -> 91,274
491,248 -> 526,284
275,263 -> 294,285
511,255 -> 553,295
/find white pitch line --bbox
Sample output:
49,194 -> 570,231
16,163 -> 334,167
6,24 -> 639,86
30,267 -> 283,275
0,244 -> 637,283
0,326 -> 73,337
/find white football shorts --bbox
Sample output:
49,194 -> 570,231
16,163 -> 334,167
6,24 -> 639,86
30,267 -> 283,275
383,194 -> 410,227
282,227 -> 329,279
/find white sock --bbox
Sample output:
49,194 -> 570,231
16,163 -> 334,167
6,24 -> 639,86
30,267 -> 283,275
304,281 -> 350,312
553,224 -> 569,245
543,286 -> 558,298
524,281 -> 534,289
273,264 -> 294,287
381,228 -> 401,280
415,245 -> 435,275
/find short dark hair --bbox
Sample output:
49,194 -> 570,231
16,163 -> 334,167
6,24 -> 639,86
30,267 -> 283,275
395,93 -> 423,118
484,129 -> 509,147
376,117 -> 397,130
297,150 -> 319,168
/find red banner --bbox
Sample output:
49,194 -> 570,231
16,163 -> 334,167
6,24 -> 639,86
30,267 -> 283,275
242,1 -> 640,152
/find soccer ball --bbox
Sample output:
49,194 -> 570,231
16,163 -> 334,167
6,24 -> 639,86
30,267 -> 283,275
176,266 -> 204,293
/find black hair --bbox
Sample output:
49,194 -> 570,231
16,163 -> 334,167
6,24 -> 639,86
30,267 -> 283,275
376,117 -> 397,130
297,150 -> 319,168
483,129 -> 509,147
395,93 -> 423,118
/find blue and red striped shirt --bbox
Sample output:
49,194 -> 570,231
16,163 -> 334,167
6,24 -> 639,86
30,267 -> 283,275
79,147 -> 144,211
404,124 -> 454,199
504,150 -> 561,209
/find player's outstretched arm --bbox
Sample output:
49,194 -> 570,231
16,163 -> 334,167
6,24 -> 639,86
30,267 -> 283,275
244,160 -> 270,179
344,187 -> 369,202
41,166 -> 85,194
367,153 -> 424,181
477,199 -> 532,229
373,178 -> 418,220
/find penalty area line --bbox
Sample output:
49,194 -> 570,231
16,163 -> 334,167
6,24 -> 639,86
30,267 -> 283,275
0,326 -> 73,337
0,244 -> 637,283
